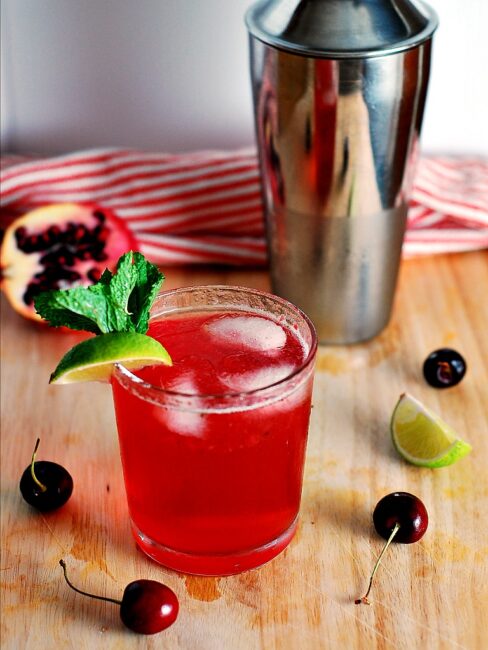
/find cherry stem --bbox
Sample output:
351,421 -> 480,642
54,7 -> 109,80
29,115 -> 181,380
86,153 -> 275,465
59,560 -> 121,606
355,522 -> 401,605
30,438 -> 47,493
437,361 -> 452,381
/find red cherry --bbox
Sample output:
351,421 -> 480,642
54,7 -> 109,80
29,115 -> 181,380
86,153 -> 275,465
120,580 -> 179,634
355,492 -> 428,605
59,560 -> 178,634
20,439 -> 73,511
373,492 -> 428,544
423,348 -> 466,388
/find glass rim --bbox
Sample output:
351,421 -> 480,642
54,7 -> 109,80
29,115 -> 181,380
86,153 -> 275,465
114,284 -> 317,404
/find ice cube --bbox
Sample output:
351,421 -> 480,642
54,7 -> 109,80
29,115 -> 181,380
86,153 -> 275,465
164,409 -> 206,438
167,372 -> 200,395
206,315 -> 286,352
151,370 -> 207,437
221,363 -> 294,392
260,376 -> 312,414
152,401 -> 206,437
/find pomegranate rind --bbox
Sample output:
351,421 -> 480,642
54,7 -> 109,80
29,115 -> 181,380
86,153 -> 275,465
1,203 -> 138,323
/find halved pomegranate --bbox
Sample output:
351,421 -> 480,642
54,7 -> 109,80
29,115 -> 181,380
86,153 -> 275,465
1,203 -> 138,322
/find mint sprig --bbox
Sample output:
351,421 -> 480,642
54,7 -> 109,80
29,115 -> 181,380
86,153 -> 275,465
34,251 -> 164,335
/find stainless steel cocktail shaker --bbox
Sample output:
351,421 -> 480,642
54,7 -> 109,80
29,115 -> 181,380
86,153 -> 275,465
246,0 -> 438,343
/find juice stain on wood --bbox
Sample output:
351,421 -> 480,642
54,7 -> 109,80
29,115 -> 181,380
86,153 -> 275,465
316,324 -> 399,375
184,575 -> 221,602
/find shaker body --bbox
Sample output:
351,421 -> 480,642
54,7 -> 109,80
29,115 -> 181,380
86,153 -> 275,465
250,38 -> 432,343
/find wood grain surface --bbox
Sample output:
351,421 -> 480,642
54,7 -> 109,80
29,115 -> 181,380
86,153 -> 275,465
1,251 -> 487,650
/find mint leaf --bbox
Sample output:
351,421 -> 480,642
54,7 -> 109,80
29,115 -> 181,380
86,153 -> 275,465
88,282 -> 134,333
126,252 -> 165,333
98,268 -> 113,285
34,287 -> 113,334
34,251 -> 164,335
108,251 -> 139,311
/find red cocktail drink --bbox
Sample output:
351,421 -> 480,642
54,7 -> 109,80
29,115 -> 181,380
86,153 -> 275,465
112,286 -> 317,575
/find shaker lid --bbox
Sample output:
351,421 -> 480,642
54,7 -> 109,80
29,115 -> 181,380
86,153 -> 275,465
245,0 -> 438,58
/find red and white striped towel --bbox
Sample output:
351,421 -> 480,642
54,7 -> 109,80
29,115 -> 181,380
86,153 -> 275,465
1,148 -> 487,265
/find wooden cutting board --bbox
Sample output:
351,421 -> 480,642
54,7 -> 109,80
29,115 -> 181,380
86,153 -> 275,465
1,251 -> 487,649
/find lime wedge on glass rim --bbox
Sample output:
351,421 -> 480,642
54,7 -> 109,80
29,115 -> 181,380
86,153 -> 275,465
49,332 -> 171,384
390,393 -> 472,468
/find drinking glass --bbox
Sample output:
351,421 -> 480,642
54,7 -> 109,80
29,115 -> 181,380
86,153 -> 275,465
111,285 -> 317,575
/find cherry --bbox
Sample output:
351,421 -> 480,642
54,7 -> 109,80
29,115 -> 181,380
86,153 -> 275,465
59,560 -> 179,635
119,580 -> 179,634
373,492 -> 428,544
355,492 -> 428,605
423,348 -> 466,388
20,439 -> 73,511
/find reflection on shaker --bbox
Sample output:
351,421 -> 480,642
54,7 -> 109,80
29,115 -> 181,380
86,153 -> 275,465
321,60 -> 382,219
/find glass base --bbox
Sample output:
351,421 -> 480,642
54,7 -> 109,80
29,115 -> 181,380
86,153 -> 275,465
131,517 -> 298,576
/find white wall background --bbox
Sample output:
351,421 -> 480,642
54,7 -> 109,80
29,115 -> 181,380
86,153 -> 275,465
1,0 -> 487,157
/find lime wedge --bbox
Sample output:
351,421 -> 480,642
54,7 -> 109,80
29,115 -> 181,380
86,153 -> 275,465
50,332 -> 172,384
390,393 -> 472,468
